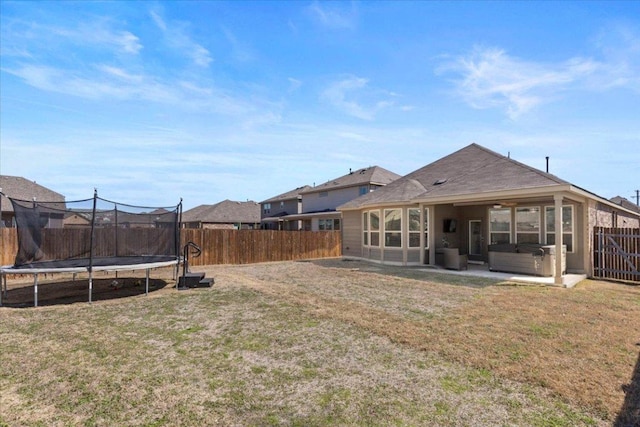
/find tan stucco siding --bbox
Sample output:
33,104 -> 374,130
341,210 -> 362,257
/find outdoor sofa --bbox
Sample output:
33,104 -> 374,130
488,243 -> 566,277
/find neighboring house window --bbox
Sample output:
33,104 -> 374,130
370,211 -> 380,246
359,186 -> 368,196
384,209 -> 402,247
280,201 -> 285,209
489,208 -> 511,244
423,207 -> 429,249
263,203 -> 271,214
363,212 -> 369,245
545,205 -> 574,252
516,207 -> 540,244
319,191 -> 328,198
319,218 -> 340,230
408,208 -> 421,248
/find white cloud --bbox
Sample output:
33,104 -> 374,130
149,9 -> 212,67
439,47 -> 599,119
590,23 -> 640,92
1,17 -> 142,56
307,1 -> 357,30
221,27 -> 255,63
321,76 -> 395,120
287,77 -> 302,93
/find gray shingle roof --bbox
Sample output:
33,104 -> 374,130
301,166 -> 401,194
0,175 -> 65,213
260,185 -> 312,204
339,143 -> 570,209
610,196 -> 640,214
182,199 -> 260,223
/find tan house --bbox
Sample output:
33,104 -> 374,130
260,185 -> 312,230
610,196 -> 640,215
182,199 -> 261,229
0,175 -> 66,228
279,166 -> 401,231
338,143 -> 640,284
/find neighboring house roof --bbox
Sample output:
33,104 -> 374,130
338,143 -> 606,210
182,200 -> 260,224
301,166 -> 401,194
610,196 -> 640,214
260,185 -> 312,204
0,175 -> 65,213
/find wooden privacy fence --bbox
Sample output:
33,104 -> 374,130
593,227 -> 640,283
180,229 -> 341,266
0,228 -> 342,266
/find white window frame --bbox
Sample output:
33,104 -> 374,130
423,207 -> 430,249
408,208 -> 421,248
489,208 -> 512,245
544,205 -> 574,253
370,210 -> 380,247
362,212 -> 369,246
515,206 -> 541,244
384,208 -> 402,248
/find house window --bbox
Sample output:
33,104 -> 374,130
280,201 -> 285,209
359,186 -> 368,196
384,209 -> 402,247
489,208 -> 511,244
516,207 -> 540,244
319,218 -> 341,231
545,205 -> 574,252
370,211 -> 380,247
319,191 -> 328,198
423,207 -> 429,249
263,203 -> 271,214
408,208 -> 421,248
363,212 -> 369,245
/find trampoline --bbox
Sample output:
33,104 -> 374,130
0,190 -> 182,306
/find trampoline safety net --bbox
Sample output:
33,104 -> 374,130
7,192 -> 181,270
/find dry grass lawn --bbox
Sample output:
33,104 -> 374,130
0,259 -> 638,426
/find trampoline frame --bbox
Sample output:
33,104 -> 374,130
0,190 -> 183,307
0,257 -> 180,307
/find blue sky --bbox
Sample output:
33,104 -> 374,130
1,1 -> 639,209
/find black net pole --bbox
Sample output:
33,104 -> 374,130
175,199 -> 183,281
88,189 -> 98,303
115,203 -> 119,258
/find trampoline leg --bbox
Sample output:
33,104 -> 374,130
89,271 -> 93,304
0,273 -> 3,306
145,269 -> 150,296
34,273 -> 38,308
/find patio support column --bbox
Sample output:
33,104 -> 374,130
554,194 -> 564,285
428,205 -> 436,265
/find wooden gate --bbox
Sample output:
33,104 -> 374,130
593,227 -> 640,282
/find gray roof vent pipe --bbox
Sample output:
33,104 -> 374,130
546,156 -> 550,173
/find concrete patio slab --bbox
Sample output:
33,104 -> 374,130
420,264 -> 587,288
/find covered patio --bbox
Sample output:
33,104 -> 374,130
419,262 -> 587,288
